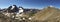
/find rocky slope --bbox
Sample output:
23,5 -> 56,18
31,6 -> 60,22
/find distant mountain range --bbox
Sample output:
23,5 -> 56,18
0,5 -> 40,16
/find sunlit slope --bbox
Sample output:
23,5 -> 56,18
32,6 -> 60,21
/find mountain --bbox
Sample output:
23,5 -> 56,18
31,6 -> 60,22
0,5 -> 40,19
0,5 -> 60,22
0,5 -> 40,14
3,5 -> 19,13
0,5 -> 41,22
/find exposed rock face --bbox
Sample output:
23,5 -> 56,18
6,5 -> 19,13
16,6 -> 24,15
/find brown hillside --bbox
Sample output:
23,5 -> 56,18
32,6 -> 60,22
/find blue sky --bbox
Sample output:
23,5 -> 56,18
0,0 -> 60,9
